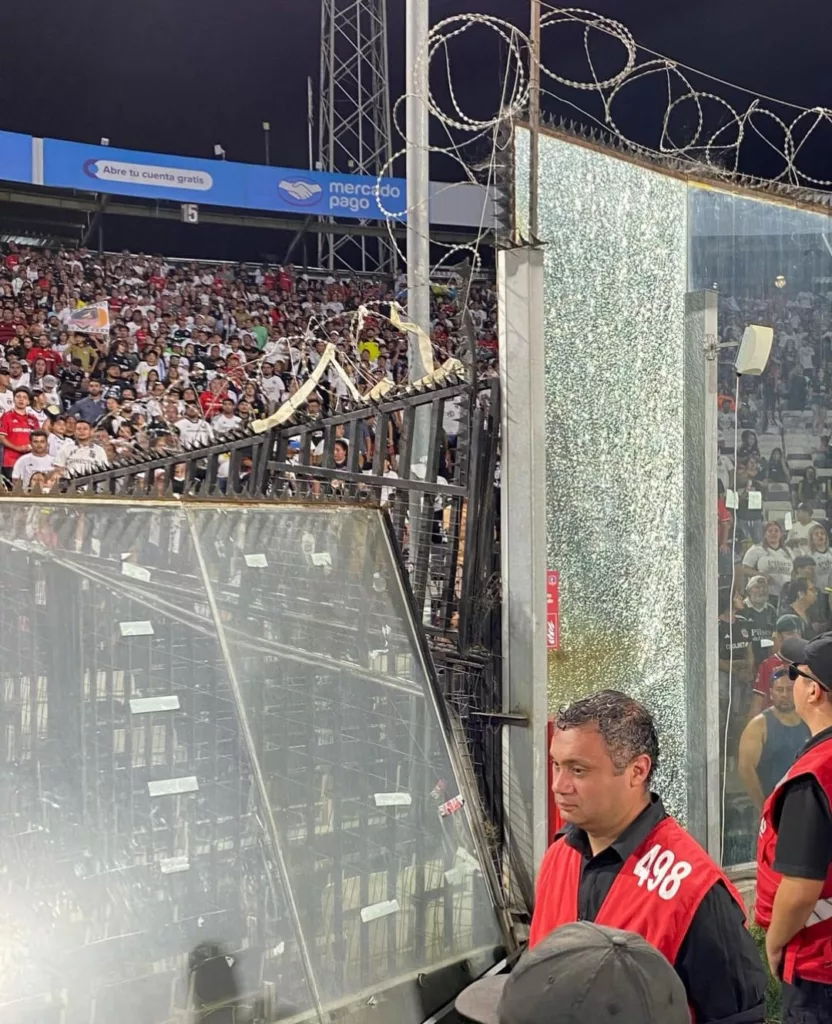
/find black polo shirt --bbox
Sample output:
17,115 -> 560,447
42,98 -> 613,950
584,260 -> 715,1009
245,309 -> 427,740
561,796 -> 767,1024
772,725 -> 832,880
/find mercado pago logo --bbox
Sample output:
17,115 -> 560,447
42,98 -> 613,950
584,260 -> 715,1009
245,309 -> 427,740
83,159 -> 213,190
278,175 -> 402,214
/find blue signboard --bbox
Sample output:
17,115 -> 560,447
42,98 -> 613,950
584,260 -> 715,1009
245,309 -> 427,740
41,139 -> 408,222
0,131 -> 33,185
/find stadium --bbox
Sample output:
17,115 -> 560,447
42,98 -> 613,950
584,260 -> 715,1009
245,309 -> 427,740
0,2 -> 832,1022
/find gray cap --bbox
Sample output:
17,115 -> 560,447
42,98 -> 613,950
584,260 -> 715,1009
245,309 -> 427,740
456,923 -> 689,1024
776,614 -> 803,635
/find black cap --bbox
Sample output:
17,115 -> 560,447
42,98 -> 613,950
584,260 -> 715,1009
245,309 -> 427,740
781,631 -> 832,690
793,555 -> 818,571
455,923 -> 689,1024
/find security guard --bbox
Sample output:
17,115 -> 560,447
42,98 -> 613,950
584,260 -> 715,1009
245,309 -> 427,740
756,632 -> 832,1023
533,690 -> 767,1022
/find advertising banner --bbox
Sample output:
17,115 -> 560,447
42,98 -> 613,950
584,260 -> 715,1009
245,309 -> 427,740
0,131 -> 33,185
42,139 -> 409,222
0,133 -> 494,228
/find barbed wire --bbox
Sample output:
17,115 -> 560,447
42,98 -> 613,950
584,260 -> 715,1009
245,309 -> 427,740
384,6 -> 832,197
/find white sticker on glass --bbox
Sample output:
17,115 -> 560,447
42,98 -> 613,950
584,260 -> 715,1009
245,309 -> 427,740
148,776 -> 199,797
122,563 -> 151,582
130,696 -> 180,714
360,899 -> 399,923
374,793 -> 412,807
119,621 -> 154,637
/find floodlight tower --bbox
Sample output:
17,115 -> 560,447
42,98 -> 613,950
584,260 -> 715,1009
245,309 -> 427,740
318,0 -> 395,273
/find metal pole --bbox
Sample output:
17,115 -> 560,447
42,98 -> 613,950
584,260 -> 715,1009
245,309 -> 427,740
529,0 -> 541,239
264,126 -> 271,166
406,0 -> 431,382
307,76 -> 315,170
405,0 -> 431,614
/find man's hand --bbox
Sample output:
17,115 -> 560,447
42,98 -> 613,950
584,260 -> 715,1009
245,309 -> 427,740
765,937 -> 783,979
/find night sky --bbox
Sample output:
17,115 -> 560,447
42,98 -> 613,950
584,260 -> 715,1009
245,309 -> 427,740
1,0 -> 830,258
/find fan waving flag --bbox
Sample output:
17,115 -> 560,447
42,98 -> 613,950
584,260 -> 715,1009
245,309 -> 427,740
67,301 -> 110,336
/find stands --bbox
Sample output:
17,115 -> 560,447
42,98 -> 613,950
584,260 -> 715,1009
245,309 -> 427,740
716,284 -> 832,866
0,244 -> 498,492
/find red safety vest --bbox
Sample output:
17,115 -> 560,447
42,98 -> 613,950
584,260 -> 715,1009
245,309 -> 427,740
756,734 -> 832,985
530,816 -> 745,968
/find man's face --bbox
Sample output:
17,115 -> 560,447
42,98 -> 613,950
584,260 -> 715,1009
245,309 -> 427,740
89,381 -> 101,397
550,725 -> 649,832
75,422 -> 91,442
792,667 -> 826,720
31,434 -> 47,456
13,391 -> 29,411
749,583 -> 768,607
186,404 -> 199,421
221,401 -> 234,415
798,509 -> 812,525
770,676 -> 797,713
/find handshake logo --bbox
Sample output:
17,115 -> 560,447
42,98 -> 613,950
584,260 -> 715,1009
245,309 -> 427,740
278,177 -> 323,207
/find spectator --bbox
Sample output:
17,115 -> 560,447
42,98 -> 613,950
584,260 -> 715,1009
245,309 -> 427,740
212,398 -> 241,437
8,359 -> 30,389
778,554 -> 820,619
200,377 -> 228,418
765,446 -> 790,483
53,419 -> 107,476
743,521 -> 794,600
177,403 -> 214,447
750,615 -> 805,719
67,378 -> 105,424
0,364 -> 13,415
720,584 -> 755,729
797,466 -> 825,506
787,503 -> 821,556
47,415 -> 68,458
809,524 -> 832,607
739,673 -> 810,810
743,574 -> 778,666
0,387 -> 38,485
783,578 -> 819,639
456,923 -> 690,1024
816,435 -> 832,469
11,429 -> 54,489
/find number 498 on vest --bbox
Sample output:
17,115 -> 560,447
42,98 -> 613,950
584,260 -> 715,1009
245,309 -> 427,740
633,844 -> 693,900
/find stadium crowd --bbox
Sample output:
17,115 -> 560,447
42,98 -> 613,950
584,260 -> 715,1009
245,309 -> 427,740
715,283 -> 832,863
0,243 -> 498,490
